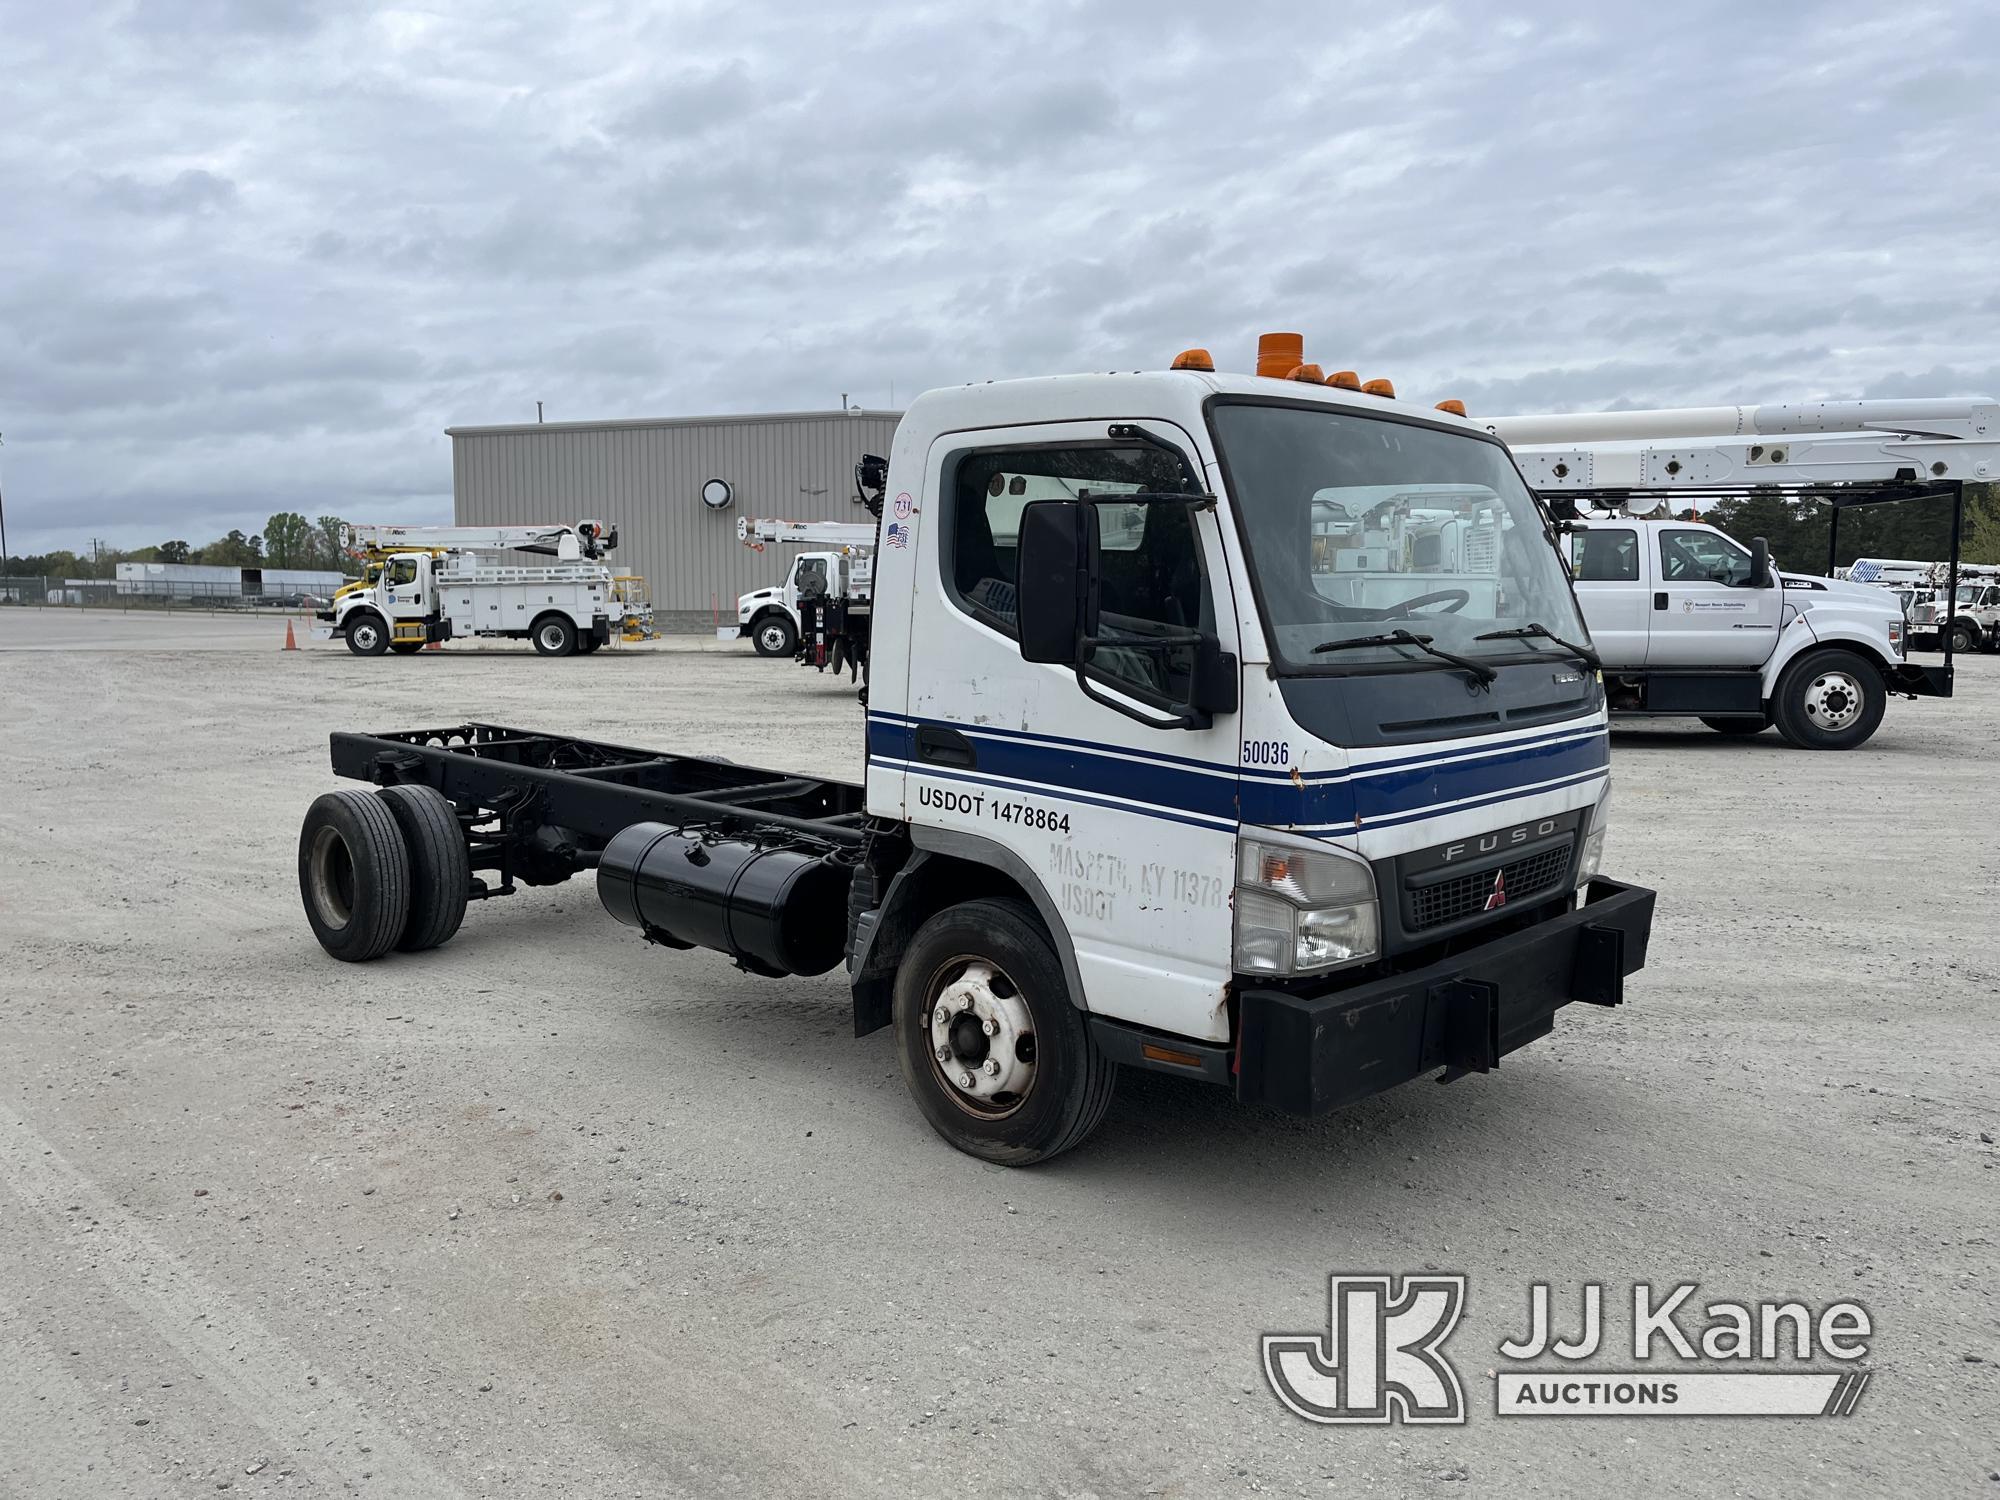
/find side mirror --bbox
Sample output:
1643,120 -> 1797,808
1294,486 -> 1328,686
1747,536 -> 1772,589
1016,500 -> 1099,664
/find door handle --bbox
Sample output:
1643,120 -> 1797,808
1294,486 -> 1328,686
1653,592 -> 1668,611
915,725 -> 977,768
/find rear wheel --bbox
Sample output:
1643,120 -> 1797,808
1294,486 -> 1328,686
531,613 -> 577,656
752,613 -> 798,658
376,784 -> 469,952
344,612 -> 389,656
1699,716 -> 1766,736
1946,620 -> 1978,654
299,790 -> 409,961
893,898 -> 1116,1166
1772,648 -> 1885,750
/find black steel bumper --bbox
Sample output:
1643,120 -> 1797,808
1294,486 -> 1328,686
1235,877 -> 1655,1116
1889,662 -> 1952,698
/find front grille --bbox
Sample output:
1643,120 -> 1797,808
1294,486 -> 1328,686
1409,842 -> 1572,931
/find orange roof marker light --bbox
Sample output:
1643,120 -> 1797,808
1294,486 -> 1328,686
1256,332 -> 1305,379
1435,399 -> 1467,417
1287,363 -> 1326,384
1169,348 -> 1215,371
1362,378 -> 1396,399
1327,370 -> 1362,390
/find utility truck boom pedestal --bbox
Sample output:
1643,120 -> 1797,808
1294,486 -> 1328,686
1490,398 -> 1992,747
296,338 -> 1655,1166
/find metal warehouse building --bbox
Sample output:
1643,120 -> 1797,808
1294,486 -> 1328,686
449,409 -> 903,628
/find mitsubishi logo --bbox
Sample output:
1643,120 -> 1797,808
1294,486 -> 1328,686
1484,871 -> 1508,911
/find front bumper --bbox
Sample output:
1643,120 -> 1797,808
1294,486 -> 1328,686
1235,877 -> 1655,1116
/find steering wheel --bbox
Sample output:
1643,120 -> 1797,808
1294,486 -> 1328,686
1382,588 -> 1470,618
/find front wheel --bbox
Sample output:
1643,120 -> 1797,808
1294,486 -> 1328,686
344,612 -> 389,656
893,898 -> 1116,1166
531,614 -> 577,656
1771,648 -> 1885,750
751,613 -> 798,658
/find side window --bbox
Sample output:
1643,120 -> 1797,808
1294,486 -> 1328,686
947,442 -> 1211,704
794,556 -> 828,597
1660,529 -> 1751,586
385,557 -> 418,586
1571,527 -> 1638,581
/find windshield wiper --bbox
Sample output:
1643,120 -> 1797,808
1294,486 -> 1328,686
1474,623 -> 1601,671
1311,628 -> 1497,685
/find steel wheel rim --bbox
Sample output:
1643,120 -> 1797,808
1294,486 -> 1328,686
308,825 -> 354,928
759,622 -> 788,652
539,623 -> 566,651
924,953 -> 1038,1119
1803,670 -> 1864,730
352,622 -> 379,650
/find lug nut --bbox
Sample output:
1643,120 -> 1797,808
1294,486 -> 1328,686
982,1018 -> 999,1036
935,1044 -> 951,1061
983,1059 -> 1001,1076
958,1072 -> 975,1089
935,1006 -> 950,1025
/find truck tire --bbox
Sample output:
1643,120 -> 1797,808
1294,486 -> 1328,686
1946,620 -> 1978,654
892,898 -> 1117,1166
751,613 -> 797,658
1771,648 -> 1886,750
376,784 -> 469,952
531,613 -> 576,656
299,790 -> 410,962
578,634 -> 603,653
344,612 -> 390,656
1699,717 -> 1766,736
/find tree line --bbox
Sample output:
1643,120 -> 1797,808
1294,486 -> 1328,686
6,512 -> 364,580
1682,482 -> 2000,570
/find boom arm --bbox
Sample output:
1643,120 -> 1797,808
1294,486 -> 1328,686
343,520 -> 617,560
736,516 -> 877,554
1484,397 -> 2000,491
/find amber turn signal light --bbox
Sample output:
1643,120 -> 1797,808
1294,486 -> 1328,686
1327,370 -> 1361,390
1362,378 -> 1396,398
1170,348 -> 1215,371
1435,399 -> 1466,416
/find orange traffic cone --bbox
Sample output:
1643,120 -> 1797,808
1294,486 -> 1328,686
424,639 -> 442,651
283,620 -> 299,651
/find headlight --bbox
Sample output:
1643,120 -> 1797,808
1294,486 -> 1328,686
1575,780 -> 1611,892
1233,831 -> 1378,976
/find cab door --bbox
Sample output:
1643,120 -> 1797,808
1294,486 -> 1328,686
1565,523 -> 1648,668
1646,526 -> 1783,666
889,419 -> 1243,1043
380,554 -> 427,625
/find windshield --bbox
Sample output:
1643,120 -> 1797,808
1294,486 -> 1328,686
1210,401 -> 1587,671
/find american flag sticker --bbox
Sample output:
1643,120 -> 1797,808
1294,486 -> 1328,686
886,522 -> 909,548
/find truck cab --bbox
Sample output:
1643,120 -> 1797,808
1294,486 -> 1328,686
1564,516 -> 1917,747
739,550 -> 843,657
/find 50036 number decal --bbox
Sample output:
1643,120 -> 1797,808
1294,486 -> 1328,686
1242,739 -> 1290,767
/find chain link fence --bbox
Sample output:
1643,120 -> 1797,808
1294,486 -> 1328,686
0,575 -> 341,611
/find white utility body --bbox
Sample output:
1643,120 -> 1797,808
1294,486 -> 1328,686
319,520 -> 637,657
298,342 -> 1656,1165
734,516 -> 877,660
1490,399 -> 1989,748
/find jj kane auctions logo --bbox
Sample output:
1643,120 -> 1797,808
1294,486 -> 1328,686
1265,1276 -> 1872,1422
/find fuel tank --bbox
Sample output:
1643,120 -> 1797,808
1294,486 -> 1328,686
597,822 -> 850,977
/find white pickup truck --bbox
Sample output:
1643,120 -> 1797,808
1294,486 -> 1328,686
1563,516 -> 1917,747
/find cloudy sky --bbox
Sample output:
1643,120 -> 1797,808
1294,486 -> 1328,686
3,0 -> 1997,555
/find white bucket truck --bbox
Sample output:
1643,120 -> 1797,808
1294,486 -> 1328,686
295,338 -> 1655,1164
1489,399 -> 1992,748
319,521 -> 631,657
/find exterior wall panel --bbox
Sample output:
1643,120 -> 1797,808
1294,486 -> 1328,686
449,411 -> 902,621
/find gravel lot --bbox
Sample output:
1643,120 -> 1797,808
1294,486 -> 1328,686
2,607 -> 1995,1498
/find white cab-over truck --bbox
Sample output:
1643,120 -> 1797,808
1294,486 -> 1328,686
320,521 -> 627,657
1492,399 -> 1990,748
295,345 -> 1655,1164
734,514 -> 877,670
